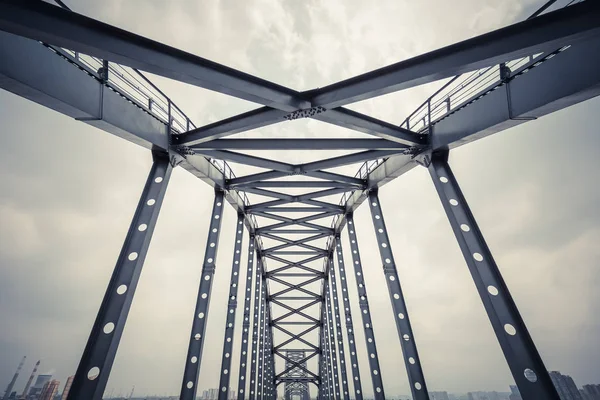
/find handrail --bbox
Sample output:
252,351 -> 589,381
330,0 -> 584,237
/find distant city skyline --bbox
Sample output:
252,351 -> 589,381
2,354 -> 599,400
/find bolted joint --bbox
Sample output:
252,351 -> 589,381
500,63 -> 512,81
383,265 -> 397,274
203,264 -> 216,274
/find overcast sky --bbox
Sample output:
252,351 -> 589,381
1,0 -> 599,398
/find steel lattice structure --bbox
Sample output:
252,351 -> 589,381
1,0 -> 600,399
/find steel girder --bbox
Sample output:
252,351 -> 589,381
0,2 -> 597,400
180,192 -> 225,400
236,236 -> 256,400
327,251 -> 351,400
68,153 -> 172,400
217,215 -> 246,400
426,151 -> 559,399
334,238 -> 364,400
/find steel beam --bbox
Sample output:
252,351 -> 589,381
427,151 -> 560,400
180,107 -> 289,145
309,1 -> 600,108
248,256 -> 263,400
328,253 -> 350,400
325,276 -> 341,400
368,192 -> 430,399
0,0 -> 308,111
68,153 -> 172,400
334,236 -> 363,400
217,214 -> 245,400
179,191 -> 225,400
345,214 -> 386,400
257,277 -> 267,398
236,236 -> 256,400
313,108 -> 422,145
191,138 -> 407,150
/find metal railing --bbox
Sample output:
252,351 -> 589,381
42,41 -> 257,226
401,0 -> 583,134
330,0 -> 584,236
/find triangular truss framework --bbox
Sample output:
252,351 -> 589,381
0,1 -> 599,400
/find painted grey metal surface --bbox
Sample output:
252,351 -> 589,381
217,214 -> 245,400
328,253 -> 351,400
1,1 -> 598,398
180,192 -> 225,400
345,215 -> 386,400
68,153 -> 172,400
325,278 -> 341,400
334,237 -> 363,400
248,257 -> 263,400
426,151 -> 560,399
236,236 -> 256,400
368,192 -> 430,400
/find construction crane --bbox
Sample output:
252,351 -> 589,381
2,356 -> 25,400
128,386 -> 134,399
19,360 -> 40,399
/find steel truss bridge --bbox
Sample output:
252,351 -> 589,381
1,0 -> 599,399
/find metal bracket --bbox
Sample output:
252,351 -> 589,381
283,106 -> 327,121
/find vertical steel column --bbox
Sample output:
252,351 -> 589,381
346,213 -> 386,400
249,256 -> 263,400
427,152 -> 559,400
68,153 -> 172,400
266,312 -> 275,399
368,191 -> 430,399
180,191 -> 225,400
257,276 -> 266,398
217,214 -> 245,400
318,323 -> 324,400
334,236 -> 363,400
328,252 -> 350,400
321,297 -> 333,400
237,236 -> 256,400
325,275 -> 341,400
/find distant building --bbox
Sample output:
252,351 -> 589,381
28,374 -> 52,398
38,380 -> 60,400
581,384 -> 600,400
60,376 -> 74,400
467,391 -> 509,400
509,385 -> 522,400
550,371 -> 583,400
430,391 -> 451,400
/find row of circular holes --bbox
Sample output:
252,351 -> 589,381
329,265 -> 349,396
326,299 -> 342,395
186,200 -> 224,389
335,242 -> 361,389
347,220 -> 418,393
372,200 -> 424,391
438,174 -> 538,384
86,175 -> 165,381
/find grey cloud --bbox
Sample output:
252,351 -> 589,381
1,0 -> 599,398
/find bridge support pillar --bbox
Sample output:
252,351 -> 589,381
236,236 -> 256,400
368,191 -> 430,400
328,251 -> 350,400
179,190 -> 225,400
334,236 -> 363,400
217,214 -> 245,400
427,151 -> 560,400
345,214 -> 386,400
324,277 -> 340,400
68,152 -> 172,400
325,261 -> 341,400
248,256 -> 263,400
257,273 -> 267,398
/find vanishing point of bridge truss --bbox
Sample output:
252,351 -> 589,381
1,0 -> 599,399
